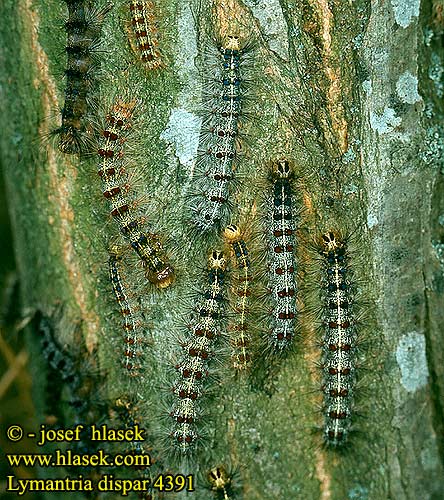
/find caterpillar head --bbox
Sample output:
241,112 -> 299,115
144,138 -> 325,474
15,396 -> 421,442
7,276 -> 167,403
209,250 -> 227,270
208,465 -> 231,493
272,159 -> 292,179
225,35 -> 240,51
320,231 -> 345,253
223,224 -> 242,244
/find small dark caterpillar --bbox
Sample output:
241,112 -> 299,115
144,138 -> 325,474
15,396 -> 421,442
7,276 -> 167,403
37,313 -> 85,418
319,231 -> 357,447
168,250 -> 227,456
265,159 -> 298,352
190,35 -> 248,234
36,312 -> 108,473
128,0 -> 162,70
109,247 -> 145,376
97,99 -> 174,288
54,0 -> 110,154
223,224 -> 252,372
114,398 -> 155,499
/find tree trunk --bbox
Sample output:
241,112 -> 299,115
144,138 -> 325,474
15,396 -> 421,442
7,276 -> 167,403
1,0 -> 443,499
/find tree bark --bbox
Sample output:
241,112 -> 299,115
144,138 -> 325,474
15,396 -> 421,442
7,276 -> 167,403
1,0 -> 443,499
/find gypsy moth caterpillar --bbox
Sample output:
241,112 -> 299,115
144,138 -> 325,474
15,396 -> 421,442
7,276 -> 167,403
113,397 -> 156,499
317,230 -> 357,447
188,30 -> 253,235
37,312 -> 85,418
35,311 -> 108,476
127,0 -> 162,70
36,314 -> 74,425
166,250 -> 227,457
53,0 -> 111,154
223,224 -> 253,372
97,98 -> 174,288
109,247 -> 146,377
263,159 -> 299,352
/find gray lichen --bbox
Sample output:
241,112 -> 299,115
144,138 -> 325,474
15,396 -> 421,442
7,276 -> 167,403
245,0 -> 289,59
370,107 -> 402,134
390,0 -> 420,29
160,107 -> 201,169
396,71 -> 421,104
395,332 -> 429,392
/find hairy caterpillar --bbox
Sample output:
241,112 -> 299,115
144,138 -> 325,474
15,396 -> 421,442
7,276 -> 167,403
109,247 -> 145,376
37,312 -> 85,419
167,250 -> 227,456
189,34 -> 250,234
35,311 -> 108,474
264,159 -> 299,352
318,231 -> 357,447
114,397 -> 155,499
127,0 -> 162,70
53,0 -> 110,154
223,224 -> 252,372
97,98 -> 174,288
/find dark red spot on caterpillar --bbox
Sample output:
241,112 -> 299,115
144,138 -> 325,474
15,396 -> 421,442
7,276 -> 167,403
329,411 -> 347,420
329,388 -> 349,397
